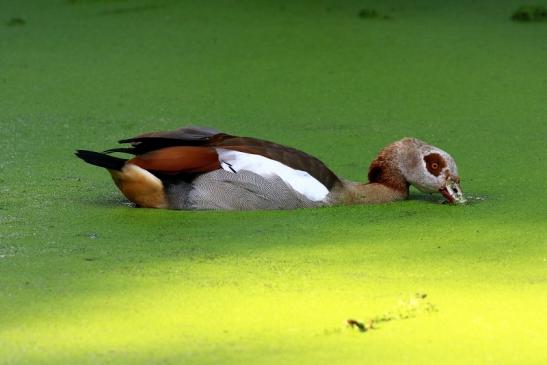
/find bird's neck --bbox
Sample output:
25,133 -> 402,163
336,180 -> 409,205
332,143 -> 411,205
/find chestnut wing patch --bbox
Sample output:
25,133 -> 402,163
423,153 -> 446,176
129,146 -> 221,174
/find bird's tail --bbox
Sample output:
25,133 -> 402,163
75,150 -> 127,171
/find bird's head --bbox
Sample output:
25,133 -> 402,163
397,138 -> 466,204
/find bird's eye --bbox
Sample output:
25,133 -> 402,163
423,153 -> 446,177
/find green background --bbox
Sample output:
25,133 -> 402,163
1,1 -> 546,364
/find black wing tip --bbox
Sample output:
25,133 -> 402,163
74,149 -> 126,170
74,149 -> 92,157
118,138 -> 136,144
103,147 -> 136,154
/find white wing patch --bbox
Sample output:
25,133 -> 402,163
216,148 -> 329,202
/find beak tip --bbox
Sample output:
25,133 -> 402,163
439,183 -> 467,205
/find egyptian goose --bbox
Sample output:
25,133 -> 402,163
76,126 -> 466,210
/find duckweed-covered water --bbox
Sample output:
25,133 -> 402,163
1,1 -> 546,364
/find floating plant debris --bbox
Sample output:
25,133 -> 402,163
511,5 -> 547,22
347,293 -> 437,334
358,9 -> 392,20
346,319 -> 368,332
7,17 -> 26,26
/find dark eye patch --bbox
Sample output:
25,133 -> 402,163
423,153 -> 446,176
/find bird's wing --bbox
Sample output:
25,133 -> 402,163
122,125 -> 220,143
212,137 -> 340,190
109,126 -> 341,192
128,146 -> 221,174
